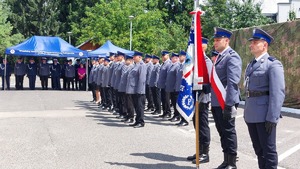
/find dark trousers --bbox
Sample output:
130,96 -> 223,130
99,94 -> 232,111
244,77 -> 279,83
51,76 -> 61,90
79,77 -> 86,91
145,85 -> 154,109
247,123 -> 278,169
28,75 -> 36,90
151,87 -> 161,113
117,91 -> 126,116
1,75 -> 10,90
90,82 -> 96,101
193,102 -> 211,148
15,75 -> 24,90
211,106 -> 237,156
75,76 -> 79,90
104,87 -> 112,107
40,75 -> 48,90
163,91 -> 171,116
62,76 -> 67,90
126,94 -> 135,119
112,89 -> 118,111
66,77 -> 74,90
133,94 -> 145,124
170,91 -> 179,117
100,86 -> 105,104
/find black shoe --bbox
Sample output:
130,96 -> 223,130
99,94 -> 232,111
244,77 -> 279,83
187,154 -> 196,161
90,100 -> 95,102
192,154 -> 209,164
124,118 -> 134,123
112,111 -> 119,115
133,123 -> 145,128
102,106 -> 107,110
151,110 -> 157,115
116,115 -> 126,119
129,122 -> 138,127
217,153 -> 228,169
144,108 -> 154,111
169,116 -> 180,122
178,122 -> 189,126
162,114 -> 171,119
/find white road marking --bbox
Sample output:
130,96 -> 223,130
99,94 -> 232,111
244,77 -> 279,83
278,143 -> 300,162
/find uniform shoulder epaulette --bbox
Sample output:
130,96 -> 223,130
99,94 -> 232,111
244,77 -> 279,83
228,50 -> 236,55
268,56 -> 276,62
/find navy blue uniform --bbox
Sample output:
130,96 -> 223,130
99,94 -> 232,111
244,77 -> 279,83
50,63 -> 61,90
26,62 -> 37,90
0,63 -> 11,90
14,62 -> 26,90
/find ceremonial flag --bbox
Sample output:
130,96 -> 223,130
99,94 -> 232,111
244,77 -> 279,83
176,9 -> 208,122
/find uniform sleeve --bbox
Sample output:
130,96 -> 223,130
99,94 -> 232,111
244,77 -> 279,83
225,54 -> 242,106
154,65 -> 161,86
175,65 -> 183,91
137,64 -> 147,94
267,60 -> 285,123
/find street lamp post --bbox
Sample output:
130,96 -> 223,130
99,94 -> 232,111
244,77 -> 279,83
67,31 -> 72,44
129,15 -> 134,50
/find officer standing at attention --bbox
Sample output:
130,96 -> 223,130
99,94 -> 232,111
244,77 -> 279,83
74,59 -> 81,90
211,27 -> 242,169
157,51 -> 172,118
166,53 -> 181,122
114,51 -> 126,118
95,57 -> 105,105
127,51 -> 147,128
101,57 -> 111,110
244,28 -> 285,169
111,53 -> 120,115
144,54 -> 154,111
0,59 -> 11,90
51,58 -> 61,90
107,53 -> 116,111
149,55 -> 161,115
14,57 -> 26,90
187,37 -> 213,164
89,59 -> 98,102
26,58 -> 37,90
39,57 -> 50,90
65,59 -> 75,90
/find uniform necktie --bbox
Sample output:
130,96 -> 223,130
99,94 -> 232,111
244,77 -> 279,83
251,59 -> 257,67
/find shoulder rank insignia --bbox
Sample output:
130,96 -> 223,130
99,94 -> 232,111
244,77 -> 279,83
268,56 -> 276,62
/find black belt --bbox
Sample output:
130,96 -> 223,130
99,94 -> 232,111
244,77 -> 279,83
246,91 -> 269,97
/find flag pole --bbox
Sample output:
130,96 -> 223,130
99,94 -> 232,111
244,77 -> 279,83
194,0 -> 200,168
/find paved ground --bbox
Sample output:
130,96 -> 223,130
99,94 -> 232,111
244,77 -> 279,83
0,79 -> 300,169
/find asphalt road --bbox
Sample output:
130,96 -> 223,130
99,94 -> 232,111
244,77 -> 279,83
0,87 -> 300,169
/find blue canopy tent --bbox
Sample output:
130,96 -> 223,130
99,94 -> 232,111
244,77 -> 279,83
5,36 -> 88,58
88,40 -> 133,57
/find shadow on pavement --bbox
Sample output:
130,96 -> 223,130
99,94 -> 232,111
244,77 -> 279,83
105,161 -> 194,169
130,152 -> 187,162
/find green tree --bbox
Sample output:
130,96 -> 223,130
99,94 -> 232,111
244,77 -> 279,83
5,0 -> 61,37
0,1 -> 23,54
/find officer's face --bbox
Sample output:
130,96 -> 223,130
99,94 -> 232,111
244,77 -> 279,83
152,58 -> 159,64
133,55 -> 141,63
125,59 -> 132,65
202,44 -> 207,52
249,39 -> 268,57
214,38 -> 229,52
171,56 -> 179,63
162,54 -> 169,61
179,55 -> 186,63
145,58 -> 151,63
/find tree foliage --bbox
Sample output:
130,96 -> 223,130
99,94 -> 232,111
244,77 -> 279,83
0,1 -> 23,54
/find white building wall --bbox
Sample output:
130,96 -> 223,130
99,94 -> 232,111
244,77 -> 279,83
278,3 -> 292,22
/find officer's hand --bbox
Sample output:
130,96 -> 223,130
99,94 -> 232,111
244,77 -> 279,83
265,121 -> 277,135
223,105 -> 233,121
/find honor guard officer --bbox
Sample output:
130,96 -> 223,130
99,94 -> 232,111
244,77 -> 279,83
107,52 -> 116,111
244,28 -> 285,169
51,58 -> 61,90
119,55 -> 135,123
101,57 -> 112,110
127,51 -> 147,128
39,57 -> 50,90
111,53 -> 120,114
26,58 -> 37,90
176,50 -> 189,126
114,51 -> 126,118
144,54 -> 155,111
149,55 -> 161,115
211,27 -> 242,169
166,53 -> 181,122
187,37 -> 213,164
65,59 -> 75,90
157,50 -> 172,118
0,59 -> 11,90
14,57 -> 26,90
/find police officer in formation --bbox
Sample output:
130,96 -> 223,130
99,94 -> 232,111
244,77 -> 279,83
89,58 -> 98,102
166,53 -> 181,122
38,57 -> 50,90
149,55 -> 161,115
187,37 -> 213,164
211,27 -> 242,169
74,59 -> 81,90
26,58 -> 37,90
110,53 -> 120,114
118,55 -> 135,123
14,57 -> 26,90
51,58 -> 61,90
95,57 -> 105,105
65,59 -> 75,90
127,51 -> 147,128
144,54 -> 154,111
114,52 -> 126,118
106,52 -> 116,111
157,51 -> 172,118
0,59 -> 11,90
100,57 -> 112,110
244,28 -> 285,169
